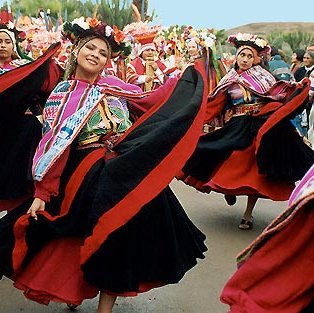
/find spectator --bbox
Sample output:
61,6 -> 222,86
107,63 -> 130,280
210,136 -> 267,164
290,48 -> 305,75
268,46 -> 295,81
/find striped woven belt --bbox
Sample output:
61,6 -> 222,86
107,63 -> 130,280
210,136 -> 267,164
229,103 -> 263,116
77,132 -> 122,150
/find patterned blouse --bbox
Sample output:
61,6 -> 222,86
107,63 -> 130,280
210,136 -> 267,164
78,95 -> 132,146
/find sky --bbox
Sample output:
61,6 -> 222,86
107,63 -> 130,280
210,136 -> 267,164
0,0 -> 312,30
147,0 -> 314,30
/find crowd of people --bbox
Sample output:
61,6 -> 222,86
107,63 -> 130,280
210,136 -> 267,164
0,7 -> 314,313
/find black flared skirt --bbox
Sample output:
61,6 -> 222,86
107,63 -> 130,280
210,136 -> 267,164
0,115 -> 42,199
182,115 -> 314,184
0,145 -> 207,298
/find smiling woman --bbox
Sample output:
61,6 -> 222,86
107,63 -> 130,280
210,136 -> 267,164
73,37 -> 110,83
0,17 -> 208,313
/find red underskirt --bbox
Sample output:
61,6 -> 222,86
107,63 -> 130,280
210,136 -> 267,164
12,237 -> 164,306
178,142 -> 294,201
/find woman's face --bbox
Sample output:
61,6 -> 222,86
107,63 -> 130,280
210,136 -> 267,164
75,37 -> 109,82
0,32 -> 14,63
187,40 -> 199,57
303,52 -> 314,67
236,48 -> 255,71
291,52 -> 298,64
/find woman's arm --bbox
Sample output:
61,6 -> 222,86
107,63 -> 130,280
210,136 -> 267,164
27,146 -> 70,219
33,146 -> 70,202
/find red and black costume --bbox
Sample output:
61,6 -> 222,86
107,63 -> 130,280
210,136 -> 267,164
0,62 -> 208,305
178,65 -> 314,200
0,43 -> 61,208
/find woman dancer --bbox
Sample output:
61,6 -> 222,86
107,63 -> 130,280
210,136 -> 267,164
178,33 -> 314,229
0,19 -> 208,313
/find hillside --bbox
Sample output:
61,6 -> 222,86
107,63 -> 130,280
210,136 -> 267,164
225,22 -> 314,37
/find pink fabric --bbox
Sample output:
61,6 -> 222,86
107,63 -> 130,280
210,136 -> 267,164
289,164 -> 314,206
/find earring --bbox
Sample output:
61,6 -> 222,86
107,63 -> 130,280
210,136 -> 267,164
72,48 -> 78,58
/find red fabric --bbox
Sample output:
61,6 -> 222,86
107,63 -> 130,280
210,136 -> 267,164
13,72 -> 181,273
0,43 -> 61,93
12,148 -> 105,273
10,62 -> 208,301
256,78 -> 310,152
182,80 -> 311,201
60,148 -> 105,215
13,238 -> 98,306
221,202 -> 314,313
0,195 -> 30,212
119,76 -> 179,137
204,90 -> 228,123
207,141 -> 294,200
126,76 -> 178,117
12,215 -> 30,272
40,59 -> 63,93
13,237 -> 165,304
34,147 -> 70,202
179,140 -> 294,201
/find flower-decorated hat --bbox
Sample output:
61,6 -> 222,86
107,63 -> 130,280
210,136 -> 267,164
135,31 -> 158,55
228,32 -> 271,65
182,26 -> 217,55
228,33 -> 270,53
123,21 -> 161,56
62,17 -> 132,58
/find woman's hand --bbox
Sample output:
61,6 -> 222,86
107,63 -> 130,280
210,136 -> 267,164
27,198 -> 46,220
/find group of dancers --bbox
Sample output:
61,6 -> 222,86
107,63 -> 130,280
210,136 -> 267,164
0,14 -> 313,313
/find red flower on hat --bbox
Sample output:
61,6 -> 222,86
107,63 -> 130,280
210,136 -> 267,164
87,17 -> 100,29
113,25 -> 125,44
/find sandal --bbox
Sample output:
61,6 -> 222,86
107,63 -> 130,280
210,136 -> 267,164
238,217 -> 253,230
224,194 -> 237,206
67,304 -> 79,311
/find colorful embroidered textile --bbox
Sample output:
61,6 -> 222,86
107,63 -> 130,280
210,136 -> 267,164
0,59 -> 30,75
33,80 -> 105,181
213,65 -> 290,100
33,76 -> 144,181
289,164 -> 314,206
78,96 -> 132,144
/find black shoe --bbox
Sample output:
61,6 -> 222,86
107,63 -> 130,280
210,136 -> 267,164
224,194 -> 237,206
238,217 -> 253,230
67,304 -> 78,311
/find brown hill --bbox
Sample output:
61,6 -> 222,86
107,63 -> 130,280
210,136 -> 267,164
226,22 -> 314,37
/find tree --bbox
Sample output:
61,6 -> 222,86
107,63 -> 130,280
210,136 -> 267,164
95,0 -> 134,29
10,0 -> 142,28
10,0 -> 86,22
